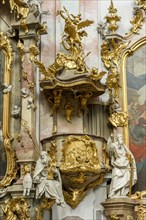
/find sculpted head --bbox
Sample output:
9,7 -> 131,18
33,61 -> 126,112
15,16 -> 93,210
116,133 -> 123,145
40,151 -> 49,165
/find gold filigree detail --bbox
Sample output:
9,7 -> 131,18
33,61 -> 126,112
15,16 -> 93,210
105,0 -> 121,33
131,190 -> 146,199
135,204 -> 146,220
109,212 -> 120,220
101,37 -> 129,127
2,197 -> 30,220
47,141 -> 57,179
29,43 -> 40,62
109,111 -> 129,127
101,38 -> 128,69
136,0 -> 146,12
0,32 -> 17,188
36,198 -> 55,220
9,0 -> 29,34
37,22 -> 48,36
88,68 -> 106,81
106,67 -> 120,101
125,8 -> 145,38
17,40 -> 24,62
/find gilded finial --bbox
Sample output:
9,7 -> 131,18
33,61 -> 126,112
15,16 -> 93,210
105,0 -> 121,33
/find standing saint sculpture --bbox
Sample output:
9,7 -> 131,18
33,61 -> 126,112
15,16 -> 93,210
33,151 -> 65,207
107,134 -> 137,198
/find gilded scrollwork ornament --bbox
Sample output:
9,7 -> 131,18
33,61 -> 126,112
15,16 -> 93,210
106,67 -> 120,101
36,198 -> 55,220
2,197 -> 30,220
109,212 -> 121,220
105,0 -> 121,33
108,100 -> 129,127
34,7 -> 93,80
101,38 -> 128,69
136,0 -> 146,12
135,204 -> 146,220
125,8 -> 145,38
9,0 -> 29,34
47,140 -> 57,179
87,68 -> 106,81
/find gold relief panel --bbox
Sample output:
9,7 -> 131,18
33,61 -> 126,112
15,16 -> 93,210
0,32 -> 17,188
60,135 -> 101,173
60,135 -> 109,208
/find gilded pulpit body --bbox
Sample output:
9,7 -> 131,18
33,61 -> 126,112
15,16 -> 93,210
35,7 -> 110,210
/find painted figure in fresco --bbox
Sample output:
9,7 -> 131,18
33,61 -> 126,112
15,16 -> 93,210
33,151 -> 65,207
107,134 -> 137,198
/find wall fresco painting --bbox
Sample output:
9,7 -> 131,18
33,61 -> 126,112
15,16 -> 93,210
126,45 -> 146,191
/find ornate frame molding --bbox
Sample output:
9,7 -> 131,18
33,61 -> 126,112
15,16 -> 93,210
0,32 -> 17,188
121,37 -> 146,146
99,0 -> 146,140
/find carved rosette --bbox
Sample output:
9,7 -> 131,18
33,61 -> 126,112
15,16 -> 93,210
0,32 -> 18,188
60,135 -> 109,208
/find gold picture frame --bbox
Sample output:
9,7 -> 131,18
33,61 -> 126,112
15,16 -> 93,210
121,37 -> 146,146
0,32 -> 17,188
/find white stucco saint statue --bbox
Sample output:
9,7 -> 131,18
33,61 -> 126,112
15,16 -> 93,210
33,151 -> 65,207
23,164 -> 32,196
107,134 -> 137,198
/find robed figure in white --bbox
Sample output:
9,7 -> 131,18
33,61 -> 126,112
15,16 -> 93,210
107,134 -> 137,198
33,151 -> 65,207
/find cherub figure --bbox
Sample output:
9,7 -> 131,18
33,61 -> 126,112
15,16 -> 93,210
48,90 -> 62,116
64,101 -> 74,123
75,92 -> 92,116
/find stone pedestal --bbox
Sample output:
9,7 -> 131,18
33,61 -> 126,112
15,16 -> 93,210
102,197 -> 136,220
